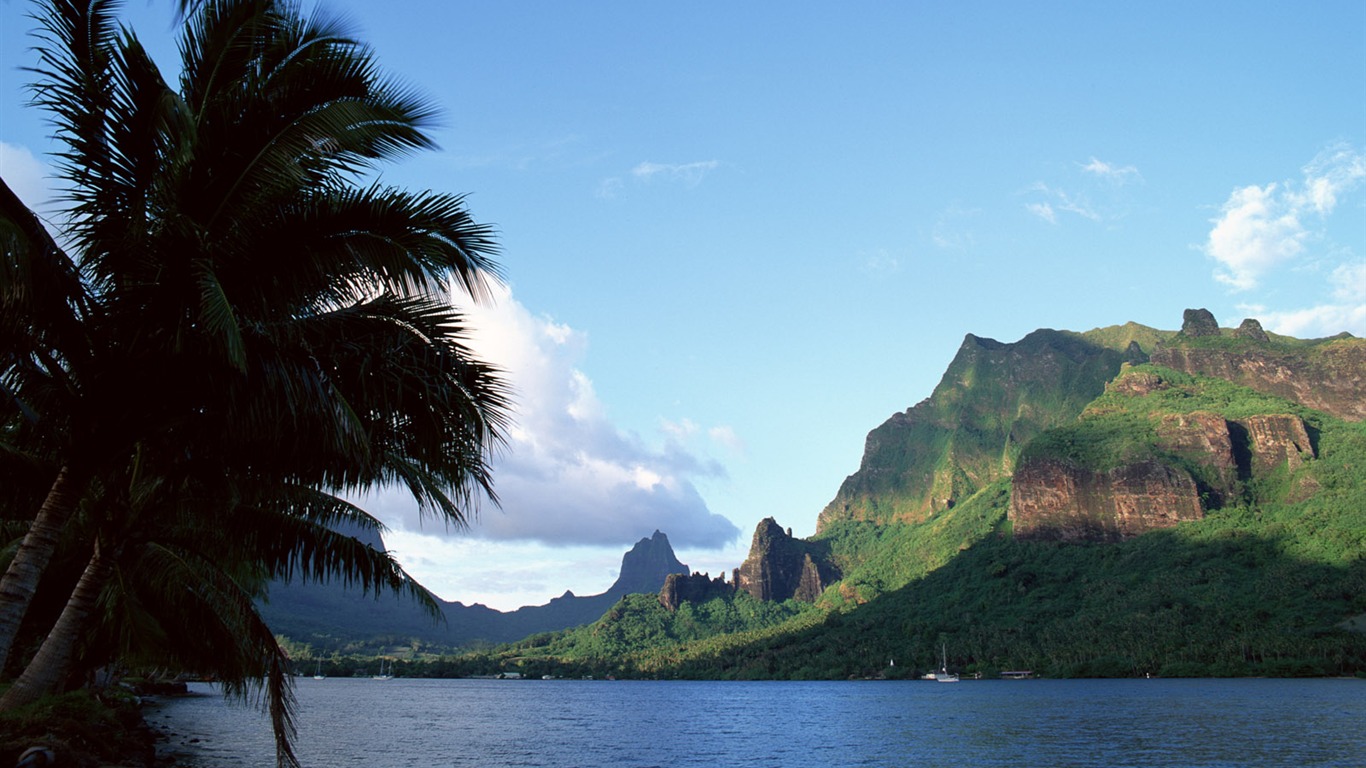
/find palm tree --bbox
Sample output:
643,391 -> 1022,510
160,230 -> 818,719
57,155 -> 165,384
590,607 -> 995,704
1,0 -> 510,762
0,175 -> 92,674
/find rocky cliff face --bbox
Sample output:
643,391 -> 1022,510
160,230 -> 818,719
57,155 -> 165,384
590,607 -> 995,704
735,518 -> 838,603
1241,414 -> 1316,473
1150,309 -> 1366,422
1011,357 -> 1323,542
1010,458 -> 1205,541
659,571 -> 733,611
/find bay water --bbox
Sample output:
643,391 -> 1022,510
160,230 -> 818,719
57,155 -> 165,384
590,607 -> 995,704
147,677 -> 1365,767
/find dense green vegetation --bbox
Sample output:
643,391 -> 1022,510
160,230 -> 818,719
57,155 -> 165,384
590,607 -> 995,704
442,362 -> 1366,681
827,329 -> 1137,525
1074,321 -> 1174,354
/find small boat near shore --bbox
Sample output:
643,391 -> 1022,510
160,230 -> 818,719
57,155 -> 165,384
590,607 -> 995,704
936,644 -> 958,683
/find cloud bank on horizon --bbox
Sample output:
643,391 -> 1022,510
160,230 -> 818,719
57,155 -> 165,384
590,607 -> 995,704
1204,142 -> 1366,338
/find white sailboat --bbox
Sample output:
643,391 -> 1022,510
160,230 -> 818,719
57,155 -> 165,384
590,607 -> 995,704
312,659 -> 325,680
372,659 -> 394,680
936,643 -> 959,683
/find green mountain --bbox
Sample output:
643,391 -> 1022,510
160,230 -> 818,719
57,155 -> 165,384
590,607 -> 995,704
819,324 -> 1156,529
457,310 -> 1366,680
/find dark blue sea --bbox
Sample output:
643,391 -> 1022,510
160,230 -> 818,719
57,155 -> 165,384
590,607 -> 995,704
148,677 -> 1365,767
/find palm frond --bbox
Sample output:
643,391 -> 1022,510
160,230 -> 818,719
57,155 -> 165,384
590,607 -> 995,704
121,542 -> 301,768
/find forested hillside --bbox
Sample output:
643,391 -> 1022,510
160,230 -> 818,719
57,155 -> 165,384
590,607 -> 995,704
443,311 -> 1366,680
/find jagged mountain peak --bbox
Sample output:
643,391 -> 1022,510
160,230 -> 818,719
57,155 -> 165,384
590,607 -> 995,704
607,530 -> 689,597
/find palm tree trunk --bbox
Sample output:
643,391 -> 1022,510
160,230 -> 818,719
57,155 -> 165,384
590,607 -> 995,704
0,541 -> 111,710
0,465 -> 82,673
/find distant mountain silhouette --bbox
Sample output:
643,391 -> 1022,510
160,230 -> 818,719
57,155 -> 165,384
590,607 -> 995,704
258,529 -> 688,651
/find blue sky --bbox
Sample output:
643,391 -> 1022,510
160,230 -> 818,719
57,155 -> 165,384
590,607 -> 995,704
3,0 -> 1364,611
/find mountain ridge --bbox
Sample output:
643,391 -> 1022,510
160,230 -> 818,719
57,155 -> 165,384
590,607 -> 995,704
469,308 -> 1366,680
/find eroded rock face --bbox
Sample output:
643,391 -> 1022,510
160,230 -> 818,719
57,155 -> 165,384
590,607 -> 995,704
1242,414 -> 1315,473
1235,318 -> 1270,342
1152,342 -> 1366,422
1009,406 -> 1319,542
736,518 -> 836,603
1010,458 -> 1204,542
1106,368 -> 1171,397
1181,308 -> 1221,337
1154,411 -> 1240,502
659,571 -> 733,612
1153,310 -> 1366,422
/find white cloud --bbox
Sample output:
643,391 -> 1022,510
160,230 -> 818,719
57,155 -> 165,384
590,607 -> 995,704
1080,156 -> 1141,184
1204,143 -> 1366,292
1243,259 -> 1366,338
660,417 -> 699,440
600,160 -> 721,195
1204,183 -> 1305,290
1026,201 -> 1057,224
377,532 -> 626,609
631,160 -> 719,186
1332,261 -> 1366,302
363,282 -> 740,551
1025,182 -> 1100,224
1026,158 -> 1138,226
1297,143 -> 1366,214
0,141 -> 55,215
707,425 -> 745,455
1252,303 -> 1366,338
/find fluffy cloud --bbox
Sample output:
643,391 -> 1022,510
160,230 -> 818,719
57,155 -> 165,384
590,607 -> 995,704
0,141 -> 54,215
1205,143 -> 1366,291
1240,259 -> 1366,338
364,282 -> 741,550
1204,183 -> 1306,290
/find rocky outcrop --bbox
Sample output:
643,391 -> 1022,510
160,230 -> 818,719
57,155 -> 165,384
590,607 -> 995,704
736,518 -> 838,603
1181,308 -> 1221,337
1106,367 -> 1170,397
659,571 -> 733,611
1152,310 -> 1366,422
1010,458 -> 1204,541
1153,411 -> 1240,503
1235,318 -> 1270,342
1241,414 -> 1315,473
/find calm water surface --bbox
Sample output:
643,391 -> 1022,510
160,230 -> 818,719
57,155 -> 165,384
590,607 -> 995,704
147,677 -> 1366,767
